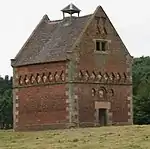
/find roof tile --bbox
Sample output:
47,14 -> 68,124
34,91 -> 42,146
13,14 -> 91,67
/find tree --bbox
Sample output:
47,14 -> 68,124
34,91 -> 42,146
0,76 -> 12,129
133,56 -> 150,124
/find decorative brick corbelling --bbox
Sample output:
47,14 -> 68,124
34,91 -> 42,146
65,63 -> 69,81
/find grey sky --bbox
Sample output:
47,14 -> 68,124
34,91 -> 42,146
0,0 -> 149,77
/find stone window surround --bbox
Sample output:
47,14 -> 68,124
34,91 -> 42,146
93,39 -> 111,54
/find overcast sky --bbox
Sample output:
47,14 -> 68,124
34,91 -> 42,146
0,0 -> 149,77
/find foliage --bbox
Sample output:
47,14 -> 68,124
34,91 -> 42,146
133,56 -> 150,124
0,76 -> 12,129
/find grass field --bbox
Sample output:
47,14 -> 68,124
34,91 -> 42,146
0,125 -> 150,149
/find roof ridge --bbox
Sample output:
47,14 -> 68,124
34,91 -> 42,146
48,14 -> 93,23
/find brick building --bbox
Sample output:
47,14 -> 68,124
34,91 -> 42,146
11,4 -> 133,131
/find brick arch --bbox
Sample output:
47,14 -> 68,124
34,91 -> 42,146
123,72 -> 127,82
18,75 -> 23,86
78,70 -> 83,79
48,72 -> 53,82
91,71 -> 96,80
108,89 -> 114,97
92,88 -> 96,97
24,75 -> 29,85
103,72 -> 109,82
84,70 -> 90,81
60,70 -> 65,81
98,87 -> 107,99
41,72 -> 47,83
97,72 -> 102,81
110,72 -> 115,81
54,71 -> 59,81
30,74 -> 36,84
116,72 -> 121,81
36,73 -> 42,84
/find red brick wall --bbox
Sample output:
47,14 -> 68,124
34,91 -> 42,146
76,84 -> 130,124
73,7 -> 132,125
111,85 -> 131,123
14,62 -> 68,130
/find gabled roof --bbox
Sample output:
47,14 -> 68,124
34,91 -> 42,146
12,14 -> 91,67
11,5 -> 132,67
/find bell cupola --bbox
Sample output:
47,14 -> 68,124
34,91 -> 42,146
61,3 -> 81,18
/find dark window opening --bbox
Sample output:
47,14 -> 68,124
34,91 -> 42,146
101,41 -> 106,51
96,41 -> 100,51
96,40 -> 107,51
98,109 -> 107,126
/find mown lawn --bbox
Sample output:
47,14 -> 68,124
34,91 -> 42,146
0,125 -> 150,149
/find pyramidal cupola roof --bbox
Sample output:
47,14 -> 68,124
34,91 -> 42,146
61,3 -> 81,17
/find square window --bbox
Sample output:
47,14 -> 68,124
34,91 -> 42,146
96,40 -> 108,51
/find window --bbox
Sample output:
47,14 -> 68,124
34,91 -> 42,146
92,88 -> 96,97
96,40 -> 107,51
98,87 -> 107,99
101,41 -> 107,51
98,89 -> 104,98
96,41 -> 100,51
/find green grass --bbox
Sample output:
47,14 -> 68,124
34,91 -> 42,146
0,125 -> 150,149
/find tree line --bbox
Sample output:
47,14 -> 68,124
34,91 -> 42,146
0,76 -> 13,129
0,56 -> 150,129
133,56 -> 150,124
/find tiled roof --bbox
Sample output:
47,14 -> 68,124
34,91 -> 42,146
12,14 -> 91,67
